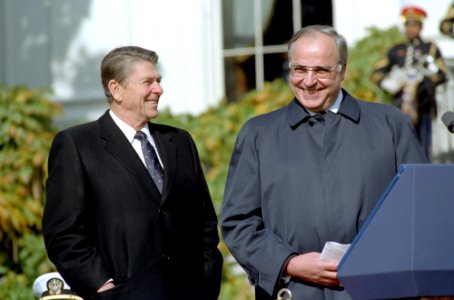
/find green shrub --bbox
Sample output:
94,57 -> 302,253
0,85 -> 60,298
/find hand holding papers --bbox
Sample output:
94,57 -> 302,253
320,241 -> 350,262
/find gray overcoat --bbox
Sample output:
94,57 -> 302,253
221,90 -> 427,300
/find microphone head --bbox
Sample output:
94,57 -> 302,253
441,111 -> 454,133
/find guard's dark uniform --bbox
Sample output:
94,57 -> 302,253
372,6 -> 448,159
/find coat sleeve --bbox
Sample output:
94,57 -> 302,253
43,131 -> 110,295
371,48 -> 394,86
428,43 -> 448,87
385,107 -> 429,165
220,121 -> 297,297
185,131 -> 223,300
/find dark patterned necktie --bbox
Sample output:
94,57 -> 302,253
135,131 -> 164,193
308,111 -> 326,126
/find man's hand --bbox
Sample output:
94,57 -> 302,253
284,252 -> 340,287
97,281 -> 115,293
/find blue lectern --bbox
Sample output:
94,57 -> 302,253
338,164 -> 454,299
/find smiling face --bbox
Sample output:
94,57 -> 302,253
404,21 -> 422,42
109,60 -> 163,130
288,32 -> 346,113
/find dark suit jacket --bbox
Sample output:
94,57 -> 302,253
43,111 -> 222,300
221,91 -> 427,300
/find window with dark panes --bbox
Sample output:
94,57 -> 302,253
222,0 -> 332,102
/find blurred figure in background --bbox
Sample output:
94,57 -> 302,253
372,5 -> 448,160
440,2 -> 454,38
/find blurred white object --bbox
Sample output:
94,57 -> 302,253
32,272 -> 71,297
380,66 -> 408,94
32,271 -> 83,299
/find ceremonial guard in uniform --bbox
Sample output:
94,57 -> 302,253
372,5 -> 448,159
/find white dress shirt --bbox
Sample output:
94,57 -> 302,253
109,110 -> 164,168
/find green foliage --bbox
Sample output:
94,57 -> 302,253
0,271 -> 34,300
343,26 -> 405,103
0,85 -> 60,298
0,234 -> 54,300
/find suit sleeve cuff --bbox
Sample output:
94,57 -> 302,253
279,253 -> 297,284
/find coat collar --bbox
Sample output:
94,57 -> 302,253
287,89 -> 361,128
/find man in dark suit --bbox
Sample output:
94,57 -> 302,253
372,5 -> 447,160
220,25 -> 427,300
43,46 -> 222,300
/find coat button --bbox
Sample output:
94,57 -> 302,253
161,254 -> 170,261
158,209 -> 166,216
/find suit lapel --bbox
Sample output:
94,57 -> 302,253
98,112 -> 161,198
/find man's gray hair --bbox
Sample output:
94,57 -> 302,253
288,25 -> 348,65
100,46 -> 159,102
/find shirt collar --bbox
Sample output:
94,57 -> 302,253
303,90 -> 344,116
328,90 -> 343,113
409,37 -> 422,46
287,89 -> 360,128
109,110 -> 152,143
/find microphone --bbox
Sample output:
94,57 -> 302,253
441,111 -> 454,133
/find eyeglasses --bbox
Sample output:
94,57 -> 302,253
289,64 -> 342,79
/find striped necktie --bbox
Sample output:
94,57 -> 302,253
135,131 -> 164,193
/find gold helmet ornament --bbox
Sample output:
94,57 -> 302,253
400,5 -> 427,25
32,272 -> 83,300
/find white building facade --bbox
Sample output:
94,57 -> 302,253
1,0 -> 453,133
